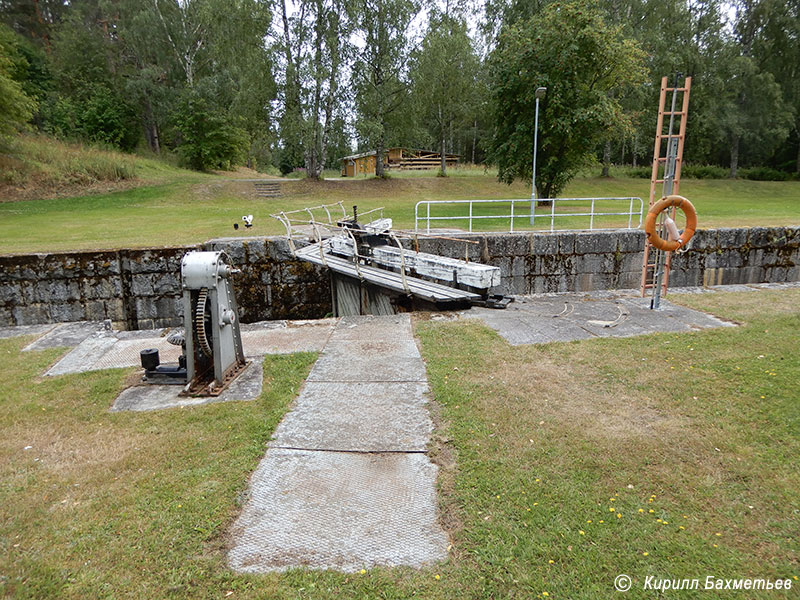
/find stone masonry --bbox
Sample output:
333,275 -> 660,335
1,227 -> 797,329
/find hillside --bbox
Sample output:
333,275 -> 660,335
0,134 -> 206,202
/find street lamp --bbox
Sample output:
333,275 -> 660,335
530,86 -> 547,224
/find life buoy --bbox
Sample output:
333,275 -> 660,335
644,195 -> 697,252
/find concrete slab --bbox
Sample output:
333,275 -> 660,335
241,320 -> 336,355
465,292 -> 735,346
228,449 -> 448,573
22,321 -> 108,351
270,382 -> 433,452
92,336 -> 183,370
0,324 -> 57,340
110,359 -> 263,412
307,314 -> 427,382
40,318 -> 337,377
308,354 -> 428,382
44,334 -> 118,376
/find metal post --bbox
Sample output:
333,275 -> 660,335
530,87 -> 547,224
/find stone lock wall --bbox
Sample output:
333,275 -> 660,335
419,226 -> 800,295
0,239 -> 331,330
0,227 -> 797,329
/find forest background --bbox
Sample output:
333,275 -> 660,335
1,0 -> 797,185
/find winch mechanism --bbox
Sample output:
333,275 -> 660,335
141,250 -> 247,396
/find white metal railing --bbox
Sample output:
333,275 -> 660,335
414,197 -> 644,234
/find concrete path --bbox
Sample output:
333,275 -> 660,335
464,291 -> 735,346
228,314 -> 449,573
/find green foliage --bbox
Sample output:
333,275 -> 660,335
40,85 -> 139,151
0,24 -> 36,142
681,165 -> 730,179
489,1 -> 648,198
409,14 -> 479,175
739,166 -> 793,181
172,94 -> 249,171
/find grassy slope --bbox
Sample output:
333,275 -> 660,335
1,168 -> 799,254
0,289 -> 797,598
1,135 -> 209,199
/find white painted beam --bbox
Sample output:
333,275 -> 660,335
329,237 -> 500,290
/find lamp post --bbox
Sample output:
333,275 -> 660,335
530,86 -> 547,225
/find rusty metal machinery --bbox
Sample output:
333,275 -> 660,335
141,250 -> 246,396
181,250 -> 246,395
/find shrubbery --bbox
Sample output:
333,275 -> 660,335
172,95 -> 249,171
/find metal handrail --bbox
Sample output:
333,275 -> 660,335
414,197 -> 644,234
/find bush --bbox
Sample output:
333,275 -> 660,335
621,166 -> 650,178
40,85 -> 139,151
681,165 -> 729,179
739,166 -> 792,181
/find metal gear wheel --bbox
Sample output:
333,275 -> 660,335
195,287 -> 213,357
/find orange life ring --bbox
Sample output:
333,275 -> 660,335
644,195 -> 697,252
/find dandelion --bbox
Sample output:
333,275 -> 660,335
610,498 -> 616,502
663,521 -> 669,525
496,495 -> 501,499
649,509 -> 655,514
549,560 -> 554,564
713,544 -> 718,548
683,515 -> 688,519
587,520 -> 592,524
360,569 -> 367,574
579,530 -> 585,535
643,552 -> 649,556
715,532 -> 721,537
609,507 -> 615,512
435,574 -> 440,580
617,513 -> 622,519
599,520 -> 604,523
638,509 -> 644,513
534,502 -> 539,506
657,519 -> 662,523
542,593 -> 549,597
679,526 -> 685,530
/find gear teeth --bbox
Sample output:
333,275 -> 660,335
195,288 -> 212,357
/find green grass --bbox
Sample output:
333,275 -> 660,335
1,158 -> 798,254
415,288 -> 800,598
0,289 -> 797,598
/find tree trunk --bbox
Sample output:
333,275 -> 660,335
439,105 -> 446,175
472,119 -> 477,164
729,134 -> 740,178
441,133 -> 447,176
796,127 -> 800,174
601,140 -> 611,177
376,126 -> 385,177
150,124 -> 160,154
632,134 -> 638,168
620,138 -> 626,165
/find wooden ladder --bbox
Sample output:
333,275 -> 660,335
640,75 -> 692,305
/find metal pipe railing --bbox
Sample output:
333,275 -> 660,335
414,197 -> 644,234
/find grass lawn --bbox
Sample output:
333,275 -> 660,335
1,288 -> 797,598
1,168 -> 798,254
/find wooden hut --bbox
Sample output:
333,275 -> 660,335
340,148 -> 459,176
340,151 -> 377,177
